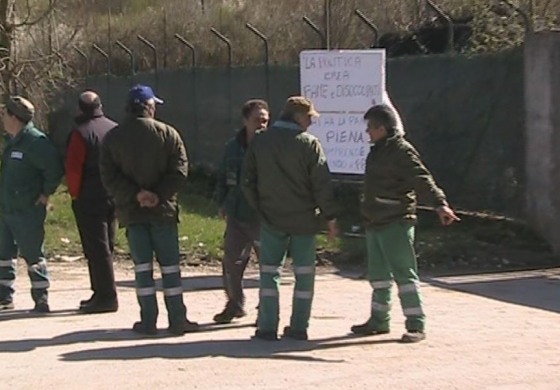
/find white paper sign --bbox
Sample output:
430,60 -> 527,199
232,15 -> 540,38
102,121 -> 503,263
300,49 -> 386,175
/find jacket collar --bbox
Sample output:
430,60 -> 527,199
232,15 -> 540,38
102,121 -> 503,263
372,133 -> 402,151
235,127 -> 248,149
272,120 -> 302,132
6,122 -> 34,146
74,108 -> 105,125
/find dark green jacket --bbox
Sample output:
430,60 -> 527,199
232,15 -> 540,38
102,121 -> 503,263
362,134 -> 447,227
242,120 -> 337,235
0,123 -> 63,213
215,128 -> 258,224
99,115 -> 188,226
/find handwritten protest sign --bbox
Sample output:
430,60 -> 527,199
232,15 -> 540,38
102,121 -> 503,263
300,50 -> 386,175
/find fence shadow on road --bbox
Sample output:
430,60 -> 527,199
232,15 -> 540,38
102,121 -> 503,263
59,333 -> 401,363
0,322 -> 255,353
0,308 -> 79,322
426,270 -> 560,313
116,274 -> 262,292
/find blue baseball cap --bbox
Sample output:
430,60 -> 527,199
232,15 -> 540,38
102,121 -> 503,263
127,84 -> 164,104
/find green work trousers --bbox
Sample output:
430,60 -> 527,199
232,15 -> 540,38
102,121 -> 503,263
0,206 -> 49,304
258,223 -> 316,333
126,223 -> 187,328
366,221 -> 425,332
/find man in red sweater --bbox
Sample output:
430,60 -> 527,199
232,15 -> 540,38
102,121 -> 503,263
65,91 -> 119,314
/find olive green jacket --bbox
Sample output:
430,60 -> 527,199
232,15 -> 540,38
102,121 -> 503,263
362,134 -> 447,227
215,128 -> 259,224
242,120 -> 337,234
99,115 -> 188,226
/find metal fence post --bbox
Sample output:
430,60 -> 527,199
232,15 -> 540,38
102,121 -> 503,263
303,16 -> 326,49
355,9 -> 379,48
115,40 -> 136,77
137,35 -> 159,88
426,0 -> 454,53
245,23 -> 270,103
210,27 -> 233,130
92,43 -> 111,75
91,43 -> 111,105
174,33 -> 199,162
73,46 -> 89,78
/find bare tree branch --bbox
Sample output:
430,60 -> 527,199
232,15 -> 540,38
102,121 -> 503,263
14,0 -> 58,28
542,0 -> 555,17
501,0 -> 533,33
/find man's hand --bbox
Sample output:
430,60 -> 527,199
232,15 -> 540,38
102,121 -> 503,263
35,194 -> 49,206
327,219 -> 339,242
137,190 -> 159,208
436,205 -> 460,226
218,207 -> 227,221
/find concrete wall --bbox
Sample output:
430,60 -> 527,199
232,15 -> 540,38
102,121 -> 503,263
525,32 -> 560,253
49,50 -> 525,217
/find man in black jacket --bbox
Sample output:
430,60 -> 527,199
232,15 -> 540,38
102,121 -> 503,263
65,91 -> 118,314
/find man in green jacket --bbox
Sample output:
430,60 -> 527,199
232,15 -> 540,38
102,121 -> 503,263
100,85 -> 198,336
351,104 -> 459,343
214,99 -> 269,324
0,96 -> 64,312
242,96 -> 338,341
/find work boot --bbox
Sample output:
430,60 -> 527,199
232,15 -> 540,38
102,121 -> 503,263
401,330 -> 426,343
132,321 -> 157,336
282,326 -> 308,341
251,329 -> 278,341
79,298 -> 119,314
168,319 -> 200,335
213,303 -> 246,324
79,293 -> 97,308
32,301 -> 50,313
350,321 -> 390,336
0,300 -> 14,311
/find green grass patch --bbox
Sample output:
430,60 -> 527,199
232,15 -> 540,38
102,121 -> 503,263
44,187 -> 227,260
42,176 -> 557,275
44,185 -> 337,262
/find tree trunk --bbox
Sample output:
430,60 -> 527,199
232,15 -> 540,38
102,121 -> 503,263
0,0 -> 16,98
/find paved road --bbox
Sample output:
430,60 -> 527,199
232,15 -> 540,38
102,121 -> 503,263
1,262 -> 559,389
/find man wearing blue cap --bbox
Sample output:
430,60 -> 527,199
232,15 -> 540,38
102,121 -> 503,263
100,84 -> 199,336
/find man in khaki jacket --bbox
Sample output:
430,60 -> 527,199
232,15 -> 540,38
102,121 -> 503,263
352,104 -> 459,343
100,85 -> 198,336
242,96 -> 338,341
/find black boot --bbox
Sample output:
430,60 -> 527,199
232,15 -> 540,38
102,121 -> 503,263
282,326 -> 308,341
79,293 -> 97,308
350,321 -> 390,336
80,296 -> 118,314
132,321 -> 157,336
169,318 -> 200,335
213,302 -> 246,324
251,329 -> 278,341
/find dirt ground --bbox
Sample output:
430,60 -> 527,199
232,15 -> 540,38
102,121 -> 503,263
1,261 -> 559,389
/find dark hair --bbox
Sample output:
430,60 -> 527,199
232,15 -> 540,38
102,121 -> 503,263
6,108 -> 29,123
126,101 -> 151,116
78,96 -> 101,115
363,104 -> 399,135
241,99 -> 269,119
279,111 -> 296,122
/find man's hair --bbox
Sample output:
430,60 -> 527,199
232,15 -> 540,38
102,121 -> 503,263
363,104 -> 400,135
5,108 -> 18,121
126,100 -> 152,116
78,94 -> 101,115
241,99 -> 269,119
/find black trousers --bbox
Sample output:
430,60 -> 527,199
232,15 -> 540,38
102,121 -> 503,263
72,197 -> 117,300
